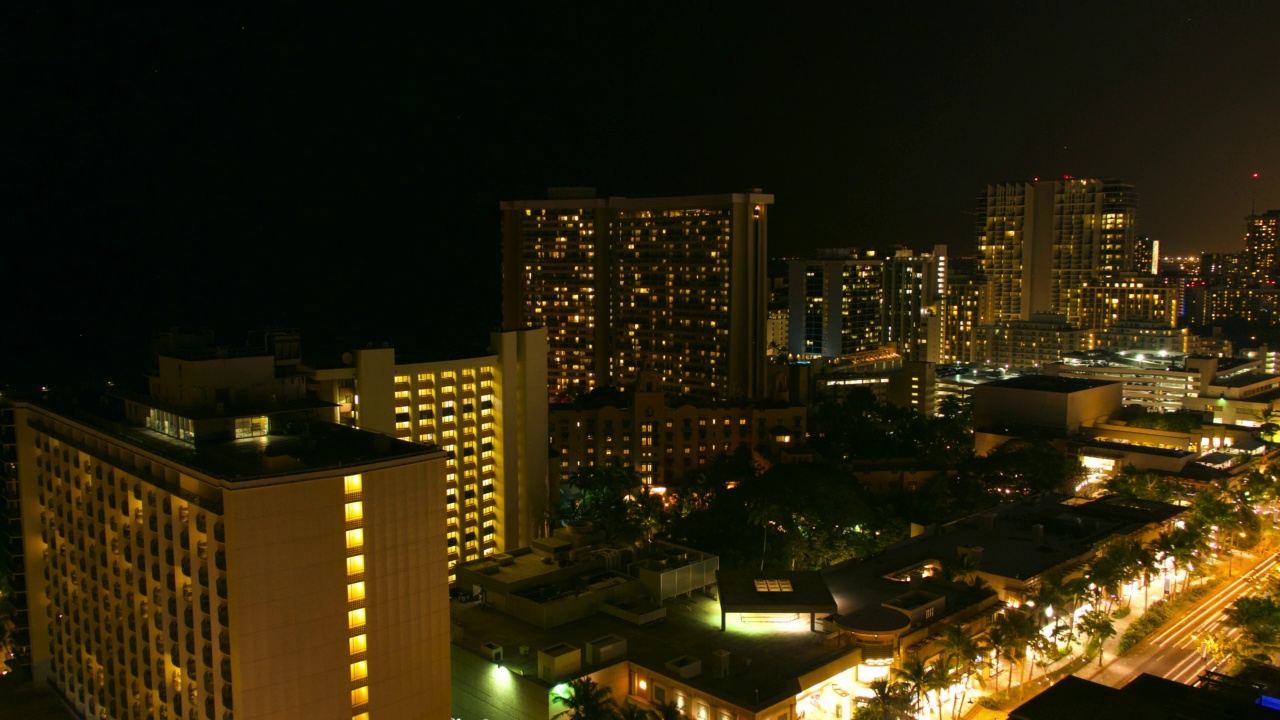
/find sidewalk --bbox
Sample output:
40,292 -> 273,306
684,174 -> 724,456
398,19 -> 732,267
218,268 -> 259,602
960,557 -> 1246,719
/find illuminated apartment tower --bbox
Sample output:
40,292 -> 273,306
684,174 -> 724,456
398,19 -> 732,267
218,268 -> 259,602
1244,210 -> 1280,283
787,249 -> 883,358
503,190 -> 771,400
976,178 -> 1137,326
309,328 -> 549,584
14,342 -> 451,720
883,245 -> 948,362
943,273 -> 985,363
787,246 -> 947,361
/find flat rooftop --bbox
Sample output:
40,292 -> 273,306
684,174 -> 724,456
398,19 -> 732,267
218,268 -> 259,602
1209,371 -> 1280,389
23,391 -> 436,483
452,592 -> 853,713
981,375 -> 1118,393
823,494 -> 1182,616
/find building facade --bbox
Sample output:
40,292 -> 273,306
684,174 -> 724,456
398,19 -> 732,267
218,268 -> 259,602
310,328 -> 549,584
14,348 -> 451,720
788,246 -> 948,362
972,314 -> 1091,369
502,191 -> 771,401
1244,210 -> 1280,283
976,178 -> 1138,326
549,373 -> 806,486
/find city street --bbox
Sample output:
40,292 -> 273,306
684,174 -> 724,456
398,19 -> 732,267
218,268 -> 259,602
1078,550 -> 1279,688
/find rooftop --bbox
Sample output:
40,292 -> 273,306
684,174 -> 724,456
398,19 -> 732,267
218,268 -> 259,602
452,591 -> 853,713
1009,673 -> 1278,720
981,375 -> 1119,394
823,495 -> 1182,615
23,390 -> 436,483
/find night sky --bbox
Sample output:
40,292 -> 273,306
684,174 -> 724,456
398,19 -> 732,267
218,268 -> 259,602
8,3 -> 1280,387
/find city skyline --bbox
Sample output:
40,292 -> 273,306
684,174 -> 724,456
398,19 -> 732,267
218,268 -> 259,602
8,5 -> 1280,385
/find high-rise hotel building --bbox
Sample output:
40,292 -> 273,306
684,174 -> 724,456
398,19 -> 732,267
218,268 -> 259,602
309,328 -> 549,584
976,178 -> 1138,327
1244,210 -> 1280,283
787,246 -> 947,362
502,190 -> 771,401
14,342 -> 451,720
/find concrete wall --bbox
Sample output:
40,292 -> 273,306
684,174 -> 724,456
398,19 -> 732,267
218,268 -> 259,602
225,456 -> 449,720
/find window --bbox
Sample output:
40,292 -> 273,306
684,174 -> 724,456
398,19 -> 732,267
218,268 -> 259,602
349,634 -> 367,654
348,608 -> 366,629
350,660 -> 368,681
346,529 -> 364,549
352,686 -> 369,707
234,415 -> 268,439
345,502 -> 363,522
345,475 -> 362,494
347,582 -> 365,602
347,555 -> 365,575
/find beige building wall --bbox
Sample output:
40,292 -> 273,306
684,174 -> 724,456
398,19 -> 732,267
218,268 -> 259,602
311,328 -> 549,583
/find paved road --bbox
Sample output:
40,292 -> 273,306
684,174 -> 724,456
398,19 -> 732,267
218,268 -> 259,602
1091,551 -> 1279,688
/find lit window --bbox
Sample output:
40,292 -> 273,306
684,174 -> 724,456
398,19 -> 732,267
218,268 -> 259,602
348,608 -> 366,629
347,555 -> 365,576
348,582 -> 365,602
352,686 -> 369,707
350,660 -> 368,682
345,502 -> 363,522
345,475 -> 362,494
346,529 -> 364,549
349,634 -> 367,654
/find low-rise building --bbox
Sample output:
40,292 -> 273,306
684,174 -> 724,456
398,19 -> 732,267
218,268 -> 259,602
549,372 -> 805,486
450,495 -> 1183,720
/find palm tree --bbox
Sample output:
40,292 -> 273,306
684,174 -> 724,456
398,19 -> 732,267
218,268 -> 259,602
937,624 -> 983,719
1131,542 -> 1157,610
862,679 -> 916,720
551,677 -> 619,720
650,699 -> 682,720
923,658 -> 954,720
1079,608 -> 1116,667
1224,595 -> 1280,665
893,653 -> 930,716
985,618 -> 1018,696
617,704 -> 655,720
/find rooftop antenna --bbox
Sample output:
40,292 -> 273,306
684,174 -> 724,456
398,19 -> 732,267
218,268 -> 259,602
1253,172 -> 1260,217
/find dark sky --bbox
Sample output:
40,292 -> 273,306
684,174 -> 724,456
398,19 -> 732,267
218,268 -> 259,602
7,3 -> 1280,386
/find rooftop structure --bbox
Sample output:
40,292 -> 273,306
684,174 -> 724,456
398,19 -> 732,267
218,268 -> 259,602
1010,672 -> 1279,720
972,375 -> 1122,436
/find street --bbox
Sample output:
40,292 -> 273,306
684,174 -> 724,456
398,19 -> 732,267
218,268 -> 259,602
1084,550 -> 1279,688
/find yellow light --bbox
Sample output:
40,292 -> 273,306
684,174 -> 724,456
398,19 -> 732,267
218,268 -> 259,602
349,634 -> 367,654
348,582 -> 365,602
345,501 -> 363,522
346,529 -> 364,549
348,608 -> 366,629
344,474 -> 362,494
352,685 -> 369,707
639,679 -> 648,691
347,555 -> 365,576
350,660 -> 368,682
